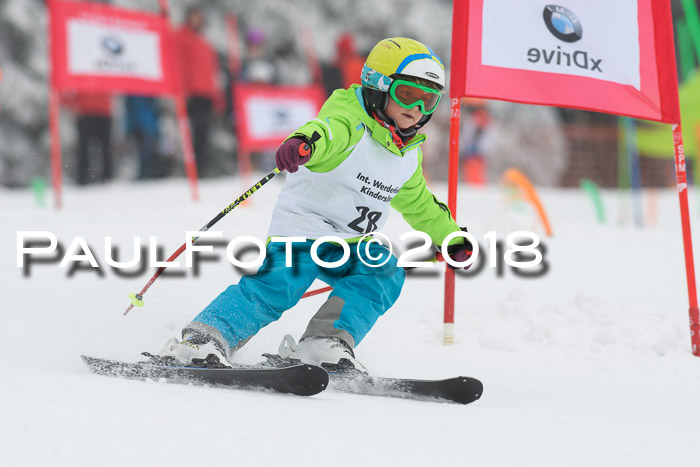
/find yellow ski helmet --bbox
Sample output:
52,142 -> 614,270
361,37 -> 445,91
361,37 -> 444,120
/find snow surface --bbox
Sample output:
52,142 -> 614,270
2,175 -> 700,466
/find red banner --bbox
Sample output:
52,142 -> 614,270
49,0 -> 178,95
448,0 -> 698,355
450,0 -> 680,123
233,84 -> 325,153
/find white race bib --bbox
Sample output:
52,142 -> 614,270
268,128 -> 419,239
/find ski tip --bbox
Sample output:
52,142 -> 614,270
292,364 -> 329,396
452,376 -> 483,404
80,355 -> 96,365
80,355 -> 112,376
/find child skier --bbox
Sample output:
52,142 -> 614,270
160,37 -> 472,372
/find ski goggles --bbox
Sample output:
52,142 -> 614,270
389,79 -> 442,115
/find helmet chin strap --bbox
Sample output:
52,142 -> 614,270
376,107 -> 414,136
376,105 -> 432,139
361,87 -> 432,140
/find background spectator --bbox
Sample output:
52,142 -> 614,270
62,91 -> 113,185
321,33 -> 365,97
240,28 -> 277,85
177,6 -> 221,177
239,28 -> 279,171
125,95 -> 160,181
334,33 -> 365,89
459,98 -> 491,185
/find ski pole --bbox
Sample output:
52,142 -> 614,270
123,143 -> 312,316
300,252 -> 447,299
124,168 -> 283,315
301,286 -> 333,299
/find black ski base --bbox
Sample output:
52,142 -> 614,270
329,373 -> 483,405
262,354 -> 482,404
81,355 -> 328,396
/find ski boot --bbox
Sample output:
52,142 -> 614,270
276,335 -> 368,375
158,330 -> 231,368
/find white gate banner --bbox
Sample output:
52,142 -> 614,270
67,19 -> 163,80
481,0 -> 641,89
246,96 -> 319,140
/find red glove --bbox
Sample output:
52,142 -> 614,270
275,137 -> 311,173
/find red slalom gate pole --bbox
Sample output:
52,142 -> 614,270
48,87 -> 62,209
443,97 -> 461,345
671,123 -> 700,356
301,252 -> 448,301
47,0 -> 62,209
174,96 -> 201,202
160,0 -> 199,202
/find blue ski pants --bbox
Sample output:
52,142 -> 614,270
192,240 -> 405,350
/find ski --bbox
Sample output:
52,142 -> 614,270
328,372 -> 483,405
262,353 -> 482,404
81,355 -> 328,397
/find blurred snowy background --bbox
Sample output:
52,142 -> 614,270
0,0 -> 571,188
3,0 -> 699,189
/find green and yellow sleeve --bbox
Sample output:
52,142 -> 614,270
391,150 -> 464,247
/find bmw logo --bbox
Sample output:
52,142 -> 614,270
543,5 -> 582,43
101,36 -> 124,56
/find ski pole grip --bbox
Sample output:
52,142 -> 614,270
299,143 -> 311,157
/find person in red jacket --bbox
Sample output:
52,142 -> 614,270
321,33 -> 366,97
177,7 -> 221,175
335,33 -> 365,90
